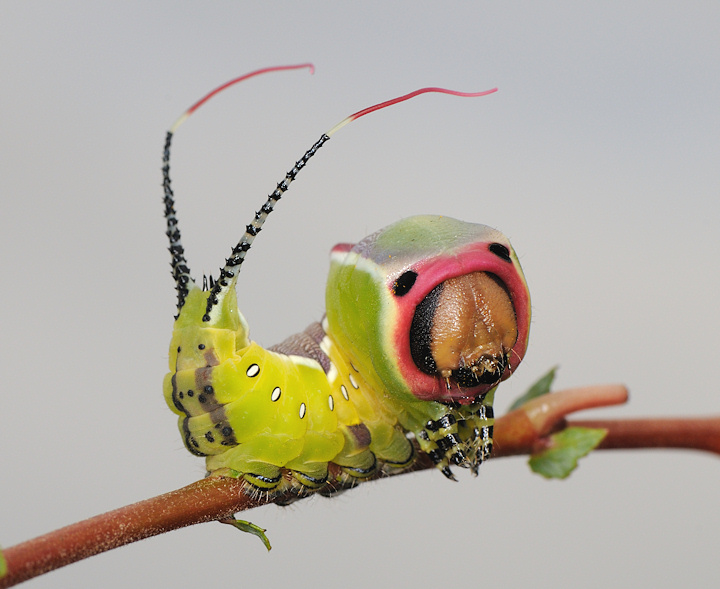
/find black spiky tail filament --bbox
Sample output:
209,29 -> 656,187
163,130 -> 193,317
162,63 -> 498,322
162,64 -> 315,317
202,133 -> 329,322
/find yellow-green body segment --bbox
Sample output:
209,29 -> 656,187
164,216 -> 531,495
164,281 -> 415,493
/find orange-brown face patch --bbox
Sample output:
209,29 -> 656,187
410,272 -> 518,389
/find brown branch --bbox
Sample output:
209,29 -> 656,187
2,383 -> 719,587
491,384 -> 629,457
571,417 -> 720,455
0,477 -> 259,587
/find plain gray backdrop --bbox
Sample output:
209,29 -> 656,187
1,2 -> 719,587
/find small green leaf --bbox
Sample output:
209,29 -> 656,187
228,519 -> 272,551
0,546 -> 7,579
529,426 -> 608,479
508,366 -> 558,411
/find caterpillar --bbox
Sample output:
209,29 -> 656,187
162,65 -> 531,501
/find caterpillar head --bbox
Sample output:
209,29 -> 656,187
325,215 -> 530,405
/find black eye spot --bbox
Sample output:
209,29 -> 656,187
392,271 -> 418,296
198,344 -> 205,350
489,242 -> 511,262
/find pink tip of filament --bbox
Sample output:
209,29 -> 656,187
170,63 -> 314,133
326,86 -> 497,137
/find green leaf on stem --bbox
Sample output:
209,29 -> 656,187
529,426 -> 607,479
227,519 -> 272,551
0,545 -> 6,579
508,366 -> 558,411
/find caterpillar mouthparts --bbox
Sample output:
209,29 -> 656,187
411,271 -> 518,394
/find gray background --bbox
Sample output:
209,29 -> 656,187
1,2 -> 719,587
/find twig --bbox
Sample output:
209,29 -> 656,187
492,384 -> 629,456
2,384 -> 719,587
571,417 -> 720,455
0,477 -> 258,587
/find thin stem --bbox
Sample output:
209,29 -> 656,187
0,477 -> 258,587
491,384 -> 629,457
571,417 -> 720,455
2,385 -> 718,587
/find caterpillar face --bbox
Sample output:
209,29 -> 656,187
409,270 -> 518,388
325,215 -> 530,405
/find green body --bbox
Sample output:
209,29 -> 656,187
165,216 -> 529,495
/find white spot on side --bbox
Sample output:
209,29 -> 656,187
299,403 -> 307,419
319,333 -> 332,353
328,395 -> 334,411
271,387 -> 281,402
350,362 -> 358,372
246,364 -> 260,377
326,362 -> 339,384
349,374 -> 359,389
341,385 -> 349,401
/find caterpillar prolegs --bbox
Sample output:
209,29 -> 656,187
162,65 -> 531,500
